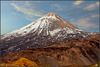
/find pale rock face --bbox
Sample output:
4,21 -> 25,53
1,13 -> 96,57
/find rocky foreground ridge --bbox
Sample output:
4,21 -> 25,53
1,34 -> 99,66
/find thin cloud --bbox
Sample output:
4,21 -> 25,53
12,12 -> 18,15
83,2 -> 99,11
73,0 -> 84,6
11,3 -> 43,17
24,1 -> 32,7
71,18 -> 98,29
91,14 -> 99,18
70,18 -> 74,22
51,4 -> 64,11
25,16 -> 35,21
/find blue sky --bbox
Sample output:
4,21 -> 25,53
1,1 -> 99,34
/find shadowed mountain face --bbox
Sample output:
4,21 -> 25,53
1,34 -> 99,66
0,13 -> 96,58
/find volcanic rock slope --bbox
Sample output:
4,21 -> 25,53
1,13 -> 96,57
1,34 -> 99,66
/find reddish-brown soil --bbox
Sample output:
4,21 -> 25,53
1,34 -> 99,66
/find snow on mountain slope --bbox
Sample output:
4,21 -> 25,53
1,13 -> 79,40
1,13 -> 96,57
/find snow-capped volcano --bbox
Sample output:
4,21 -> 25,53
1,13 -> 96,57
1,13 -> 79,39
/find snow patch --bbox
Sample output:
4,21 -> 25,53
49,28 -> 61,36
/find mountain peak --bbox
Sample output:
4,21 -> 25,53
45,12 -> 60,17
